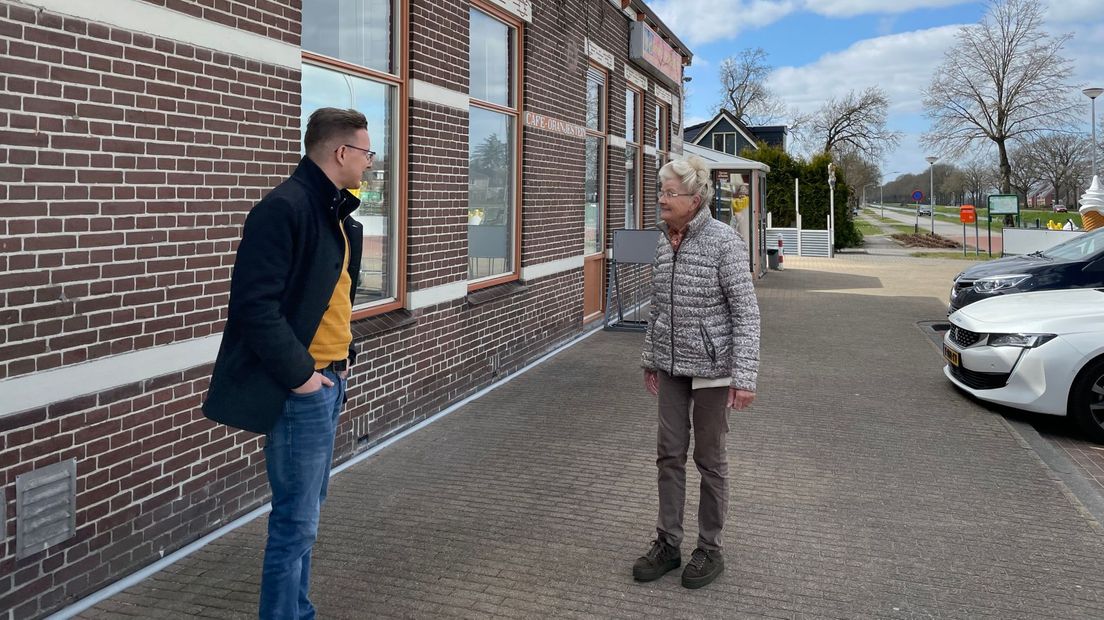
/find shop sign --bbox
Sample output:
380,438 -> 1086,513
629,22 -> 681,89
585,39 -> 615,71
624,65 -> 648,90
654,85 -> 673,104
523,111 -> 586,139
485,0 -> 532,22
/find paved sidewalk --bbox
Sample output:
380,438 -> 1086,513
77,255 -> 1104,619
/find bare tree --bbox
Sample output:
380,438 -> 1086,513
1007,143 -> 1045,205
804,87 -> 900,161
714,48 -> 785,126
1033,133 -> 1091,205
922,0 -> 1077,194
960,156 -> 998,205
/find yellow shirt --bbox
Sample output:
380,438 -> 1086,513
309,223 -> 353,368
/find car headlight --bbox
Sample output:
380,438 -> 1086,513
986,333 -> 1056,348
972,274 -> 1031,293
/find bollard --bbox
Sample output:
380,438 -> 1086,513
777,236 -> 784,271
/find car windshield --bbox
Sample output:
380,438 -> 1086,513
1042,227 -> 1104,260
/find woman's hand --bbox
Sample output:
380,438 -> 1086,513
644,369 -> 659,396
727,388 -> 755,410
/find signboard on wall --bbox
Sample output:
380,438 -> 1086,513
485,0 -> 532,22
524,111 -> 586,139
629,22 -> 681,89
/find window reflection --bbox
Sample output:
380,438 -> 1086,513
301,63 -> 396,305
625,144 -> 638,229
585,136 -> 602,255
303,0 -> 392,73
468,107 -> 515,279
470,10 -> 513,107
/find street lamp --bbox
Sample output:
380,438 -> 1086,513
926,156 -> 939,235
1085,87 -> 1103,180
879,171 -> 901,219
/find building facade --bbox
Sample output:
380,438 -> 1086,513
0,0 -> 692,616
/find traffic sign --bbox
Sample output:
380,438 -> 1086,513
911,189 -> 924,202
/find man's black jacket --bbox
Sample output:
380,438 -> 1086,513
202,157 -> 363,433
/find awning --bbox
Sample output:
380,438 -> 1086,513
682,142 -> 770,173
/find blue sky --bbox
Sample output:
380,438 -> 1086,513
650,0 -> 1104,181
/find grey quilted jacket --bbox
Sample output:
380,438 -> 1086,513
641,207 -> 761,391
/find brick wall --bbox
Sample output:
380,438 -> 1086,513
1,0 -> 685,616
0,0 -> 300,381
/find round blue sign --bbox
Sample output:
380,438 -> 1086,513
911,190 -> 924,202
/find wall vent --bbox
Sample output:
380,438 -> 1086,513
16,459 -> 77,559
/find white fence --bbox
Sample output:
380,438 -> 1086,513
766,227 -> 832,257
1002,228 -> 1083,255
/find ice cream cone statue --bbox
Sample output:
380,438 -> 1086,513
1079,176 -> 1104,230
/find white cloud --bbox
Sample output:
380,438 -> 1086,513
650,0 -> 798,46
809,0 -> 969,19
1042,0 -> 1102,25
768,25 -> 962,116
650,0 -> 971,46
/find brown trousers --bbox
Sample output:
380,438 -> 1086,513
655,371 -> 730,552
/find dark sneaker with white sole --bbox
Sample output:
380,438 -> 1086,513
681,548 -> 723,589
632,540 -> 681,582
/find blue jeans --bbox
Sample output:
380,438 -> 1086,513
259,370 -> 344,620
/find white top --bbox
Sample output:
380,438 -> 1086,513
692,377 -> 730,390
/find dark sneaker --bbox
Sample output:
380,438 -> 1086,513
681,548 -> 724,589
632,540 -> 681,582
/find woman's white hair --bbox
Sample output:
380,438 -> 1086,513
659,155 -> 714,206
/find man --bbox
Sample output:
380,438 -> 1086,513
202,108 -> 372,619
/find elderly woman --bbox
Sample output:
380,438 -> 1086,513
635,155 -> 760,589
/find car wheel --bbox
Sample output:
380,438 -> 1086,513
1069,358 -> 1104,442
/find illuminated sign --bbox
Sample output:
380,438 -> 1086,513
629,22 -> 681,88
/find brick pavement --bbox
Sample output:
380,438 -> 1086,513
75,255 -> 1104,619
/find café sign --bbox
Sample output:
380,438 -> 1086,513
629,22 -> 681,89
524,111 -> 586,139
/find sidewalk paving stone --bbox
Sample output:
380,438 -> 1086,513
74,254 -> 1104,619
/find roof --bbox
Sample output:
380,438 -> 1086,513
689,110 -> 759,148
683,142 -> 770,172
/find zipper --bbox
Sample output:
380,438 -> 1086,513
669,244 -> 678,375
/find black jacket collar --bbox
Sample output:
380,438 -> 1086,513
292,156 -> 361,220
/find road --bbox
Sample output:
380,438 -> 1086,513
868,203 -> 1004,255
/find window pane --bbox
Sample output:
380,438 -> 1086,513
302,64 -> 396,305
468,107 -> 515,279
713,133 -> 723,151
654,105 -> 661,149
584,136 -> 603,255
303,0 -> 392,73
586,71 -> 604,131
470,9 -> 513,106
625,144 -> 638,229
625,90 -> 637,142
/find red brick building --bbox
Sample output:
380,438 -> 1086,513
0,0 -> 692,616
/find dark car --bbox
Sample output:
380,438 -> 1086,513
949,227 -> 1104,313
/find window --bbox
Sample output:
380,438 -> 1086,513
712,132 -> 737,155
654,102 -> 669,223
301,0 -> 404,314
468,6 -> 520,283
584,66 -> 606,255
625,87 -> 642,229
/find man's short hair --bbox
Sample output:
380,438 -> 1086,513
304,108 -> 368,156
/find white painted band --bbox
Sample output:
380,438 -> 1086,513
609,135 -> 627,148
644,145 -> 657,157
410,79 -> 470,111
0,335 -> 222,418
22,0 -> 300,69
521,255 -> 584,281
405,281 -> 469,310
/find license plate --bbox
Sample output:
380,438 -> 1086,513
943,343 -> 960,367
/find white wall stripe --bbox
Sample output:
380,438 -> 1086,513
405,281 -> 469,310
410,79 -> 470,111
22,0 -> 300,69
0,335 -> 222,418
521,255 -> 584,281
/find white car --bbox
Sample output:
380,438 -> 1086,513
943,288 -> 1104,441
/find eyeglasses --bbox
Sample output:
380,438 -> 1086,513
656,190 -> 693,200
340,144 -> 376,163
